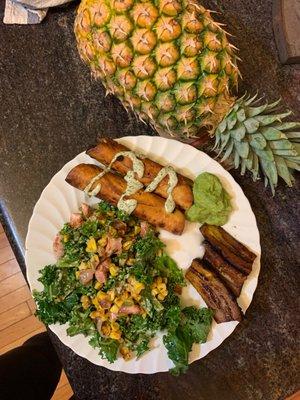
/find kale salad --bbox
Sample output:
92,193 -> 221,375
34,201 -> 213,375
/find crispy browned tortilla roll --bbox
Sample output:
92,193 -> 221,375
203,242 -> 246,297
186,259 -> 242,323
86,138 -> 193,210
66,164 -> 185,235
200,224 -> 256,274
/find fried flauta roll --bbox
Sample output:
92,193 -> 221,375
86,138 -> 193,210
200,224 -> 256,275
66,164 -> 185,235
203,242 -> 246,297
186,259 -> 242,323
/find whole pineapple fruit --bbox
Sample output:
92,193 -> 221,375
74,0 -> 300,193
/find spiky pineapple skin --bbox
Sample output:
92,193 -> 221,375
74,0 -> 239,140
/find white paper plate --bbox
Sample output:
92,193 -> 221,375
25,136 -> 260,374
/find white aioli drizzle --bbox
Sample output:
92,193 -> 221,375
145,166 -> 178,213
83,150 -> 178,214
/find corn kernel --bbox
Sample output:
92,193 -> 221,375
90,254 -> 99,266
97,291 -> 108,300
110,304 -> 119,314
81,295 -> 89,303
63,234 -> 69,243
92,297 -> 99,307
86,237 -> 97,253
110,330 -> 122,340
114,297 -> 123,307
109,264 -> 119,277
101,322 -> 111,337
134,226 -> 141,235
133,281 -> 145,294
121,291 -> 129,300
156,276 -> 163,284
90,311 -> 101,319
94,281 -> 102,290
75,271 -> 80,279
157,283 -> 166,292
107,211 -> 115,217
151,288 -> 158,296
111,321 -> 120,331
107,289 -> 116,301
123,240 -> 133,251
98,235 -> 107,247
108,226 -> 117,237
120,346 -> 132,361
132,294 -> 141,302
79,262 -> 88,270
126,258 -> 135,266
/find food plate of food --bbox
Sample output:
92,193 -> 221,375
25,135 -> 260,374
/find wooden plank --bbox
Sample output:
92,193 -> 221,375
0,272 -> 26,298
0,259 -> 20,281
27,297 -> 37,314
0,315 -> 44,348
0,232 -> 9,249
0,302 -> 31,331
0,285 -> 31,314
57,370 -> 70,389
0,245 -> 14,265
0,326 -> 45,355
51,383 -> 73,400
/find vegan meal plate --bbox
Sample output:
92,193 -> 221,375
26,136 -> 261,374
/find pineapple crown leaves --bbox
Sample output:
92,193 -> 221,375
214,93 -> 300,194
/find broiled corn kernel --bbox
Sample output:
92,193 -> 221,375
133,281 -> 145,294
110,330 -> 122,340
109,264 -> 119,277
134,226 -> 141,235
94,281 -> 102,290
157,283 -> 166,292
121,291 -> 129,300
79,262 -> 88,270
107,211 -> 114,217
110,304 -> 119,314
108,226 -> 117,237
86,237 -> 97,253
75,271 -> 81,279
108,289 -> 116,301
63,234 -> 69,243
92,297 -> 99,307
111,321 -> 120,331
101,322 -> 111,337
98,236 -> 107,247
114,297 -> 124,308
151,288 -> 158,296
81,295 -> 89,303
90,311 -> 102,319
156,276 -> 163,284
123,240 -> 133,251
163,277 -> 168,284
90,254 -> 99,265
132,294 -> 141,302
120,346 -> 132,361
97,291 -> 108,300
141,310 -> 147,319
126,258 -> 135,266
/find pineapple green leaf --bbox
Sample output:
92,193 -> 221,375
273,122 -> 300,131
230,123 -> 246,141
244,118 -> 260,134
256,112 -> 292,126
234,141 -> 249,158
247,104 -> 268,117
236,108 -> 246,122
249,133 -> 267,150
274,156 -> 293,186
268,140 -> 295,150
260,127 -> 287,141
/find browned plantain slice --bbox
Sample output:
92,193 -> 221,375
186,259 -> 243,323
200,224 -> 256,274
66,163 -> 185,235
203,242 -> 246,297
87,138 -> 193,210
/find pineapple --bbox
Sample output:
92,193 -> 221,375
74,0 -> 300,192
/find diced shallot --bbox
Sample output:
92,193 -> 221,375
105,237 -> 122,256
53,233 -> 64,259
95,269 -> 107,284
140,221 -> 149,237
70,213 -> 83,228
79,269 -> 94,285
119,305 -> 141,315
81,203 -> 90,217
